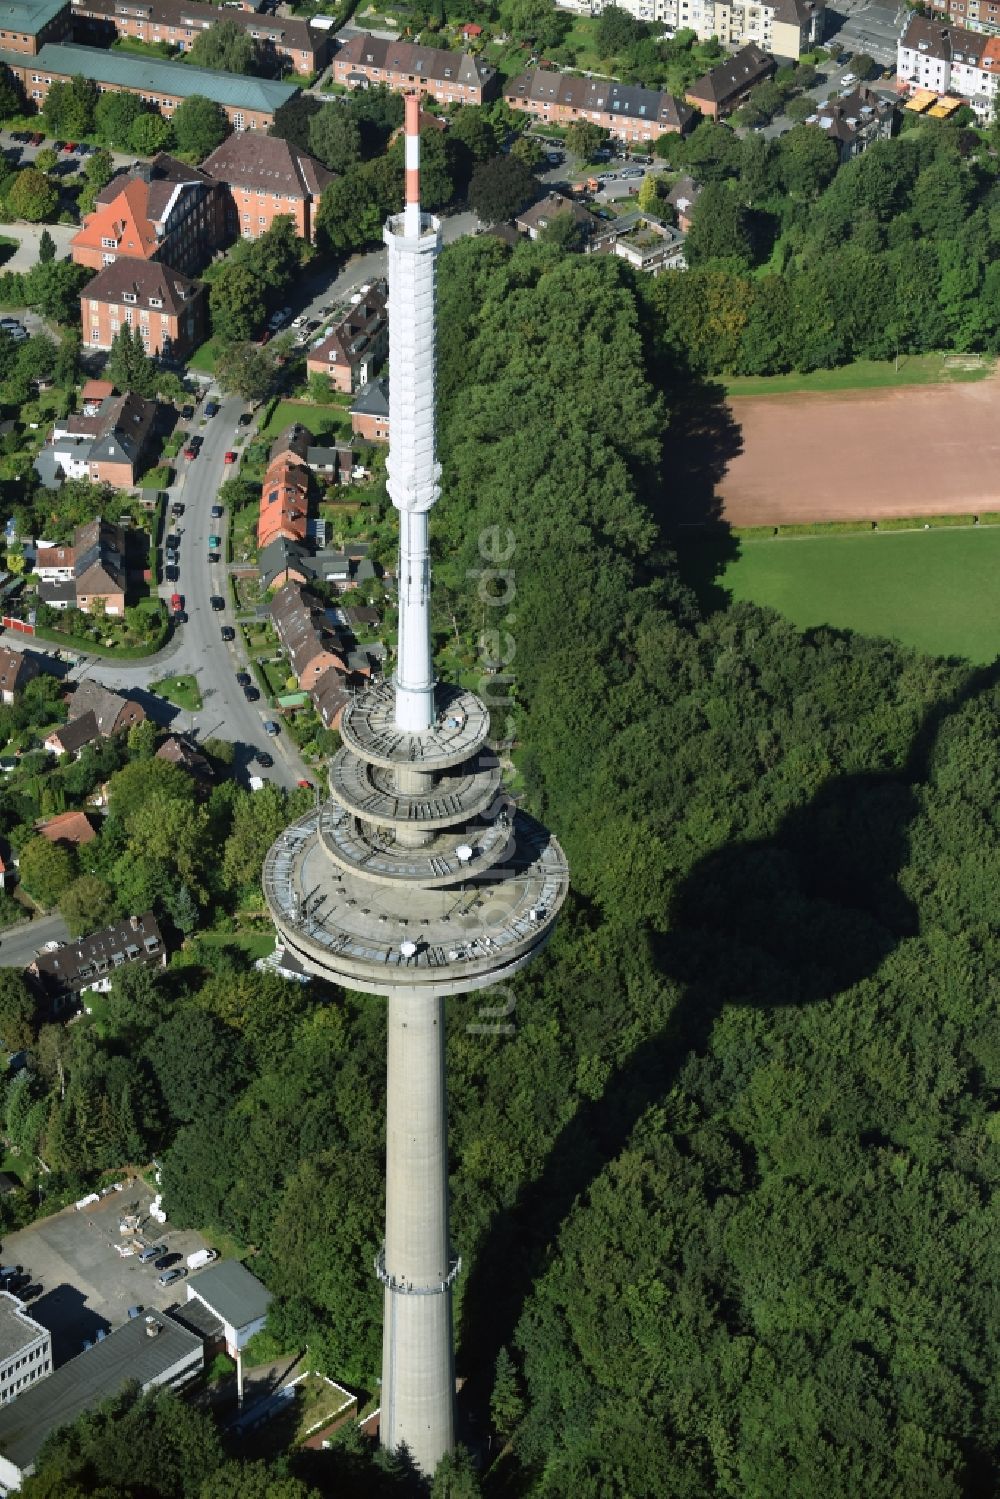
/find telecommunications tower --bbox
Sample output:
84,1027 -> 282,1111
262,94 -> 568,1477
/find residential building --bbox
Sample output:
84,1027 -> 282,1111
0,647 -> 40,703
258,534 -> 311,590
36,391 -> 158,488
927,0 -> 1000,39
33,540 -> 75,583
68,677 -> 145,734
81,258 -> 203,360
28,910 -> 166,1004
0,0 -> 70,56
185,1260 -> 271,1359
2,39 -> 298,130
69,0 -> 329,75
0,1312 -> 202,1493
74,517 -> 128,615
0,1293 -> 51,1408
307,439 -> 355,486
311,667 -> 352,730
201,132 -> 332,245
350,376 -> 389,443
896,15 -> 1000,118
155,734 -> 214,787
43,713 -> 101,756
515,192 -> 594,242
572,0 -> 821,54
505,69 -> 693,142
258,425 -> 311,550
333,32 -> 497,106
270,581 -> 349,693
685,43 -> 777,118
35,809 -> 97,846
71,155 -> 226,275
805,86 -> 898,160
305,279 -> 387,392
665,174 -> 702,232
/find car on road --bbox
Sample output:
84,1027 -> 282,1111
221,625 -> 235,642
157,1267 -> 187,1288
170,500 -> 184,517
237,410 -> 253,426
180,404 -> 194,419
208,551 -> 220,563
840,72 -> 857,86
53,140 -> 65,152
296,779 -> 312,789
223,451 -> 236,465
184,444 -> 199,460
10,131 -> 27,143
305,318 -> 321,332
30,132 -> 43,146
263,719 -> 280,736
291,314 -> 306,327
165,564 -> 179,582
208,534 -> 221,549
257,751 -> 274,768
170,593 -> 184,616
621,169 -> 643,178
75,141 -> 89,154
211,504 -> 224,517
210,595 -> 225,610
188,432 -> 203,448
268,306 -> 292,331
63,141 -> 76,153
235,670 -> 251,685
204,400 -> 219,417
547,151 -> 562,164
243,684 -> 260,702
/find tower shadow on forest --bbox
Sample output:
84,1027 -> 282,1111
652,378 -> 744,617
459,658 -> 1000,1469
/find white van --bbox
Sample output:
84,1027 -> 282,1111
186,1248 -> 218,1271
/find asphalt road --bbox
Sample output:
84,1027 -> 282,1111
0,911 -> 69,968
65,398 -> 307,791
827,0 -> 903,69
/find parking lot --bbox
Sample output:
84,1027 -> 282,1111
1,1179 -> 214,1365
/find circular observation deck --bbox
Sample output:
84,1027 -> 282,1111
318,803 -> 515,888
263,808 -> 569,999
340,681 -> 491,772
328,747 -> 502,830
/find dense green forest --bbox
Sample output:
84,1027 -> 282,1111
17,235 -> 1000,1496
654,116 -> 1000,373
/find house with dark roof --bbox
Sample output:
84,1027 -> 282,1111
350,376 -> 389,444
70,154 -> 226,275
43,712 -> 101,758
307,440 -> 355,486
515,192 -> 594,243
70,0 -> 329,76
0,647 -> 40,704
185,1259 -> 272,1358
505,69 -> 693,142
202,133 -> 333,245
896,14 -> 1000,117
38,390 -> 158,488
80,253 -> 204,360
685,44 -> 776,118
305,279 -> 387,392
805,86 -> 897,160
665,174 -> 702,233
333,31 -> 496,105
36,518 -> 144,616
68,677 -> 145,735
270,580 -> 349,693
155,734 -> 214,787
258,426 -> 311,551
28,910 -> 166,1005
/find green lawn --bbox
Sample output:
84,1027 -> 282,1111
724,353 -> 995,397
151,674 -> 203,712
720,527 -> 1000,663
259,400 -> 352,443
188,337 -> 221,374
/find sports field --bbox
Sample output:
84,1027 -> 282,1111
719,527 -> 1000,663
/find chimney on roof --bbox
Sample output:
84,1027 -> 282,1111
136,163 -> 152,183
130,914 -> 140,930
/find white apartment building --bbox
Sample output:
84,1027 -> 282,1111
0,1293 -> 52,1408
897,14 -> 1000,118
572,0 -> 823,58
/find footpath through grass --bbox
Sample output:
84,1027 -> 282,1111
719,526 -> 1000,663
724,353 -> 995,398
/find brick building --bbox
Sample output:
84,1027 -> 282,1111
37,518 -> 138,615
504,69 -> 693,141
37,389 -> 158,488
201,132 -> 332,244
81,257 -> 203,360
350,376 -> 389,443
0,646 -> 40,703
2,39 -> 298,130
804,86 -> 898,160
258,424 -> 311,550
684,43 -> 777,118
69,0 -> 329,75
927,0 -> 1000,39
0,0 -> 69,56
305,279 -> 387,392
71,154 -> 226,274
333,32 -> 497,106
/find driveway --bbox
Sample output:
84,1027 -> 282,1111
0,221 -> 77,273
2,1180 -> 216,1365
0,911 -> 69,968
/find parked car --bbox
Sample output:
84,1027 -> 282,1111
257,751 -> 274,768
210,595 -> 225,611
224,451 -> 236,465
75,141 -> 89,154
188,433 -> 203,448
186,1249 -> 217,1271
52,140 -> 65,152
208,551 -> 220,564
184,445 -> 198,460
840,72 -> 858,86
208,534 -> 221,549
180,403 -> 194,419
291,314 -> 306,328
165,564 -> 179,582
138,1244 -> 165,1265
62,141 -> 76,153
267,306 -> 292,331
296,778 -> 312,789
170,500 -> 184,517
221,625 -> 235,642
263,720 -> 280,736
243,684 -> 260,702
204,400 -> 219,417
157,1266 -> 186,1288
237,410 -> 253,426
235,670 -> 251,686
30,133 -> 44,146
211,504 -> 224,517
